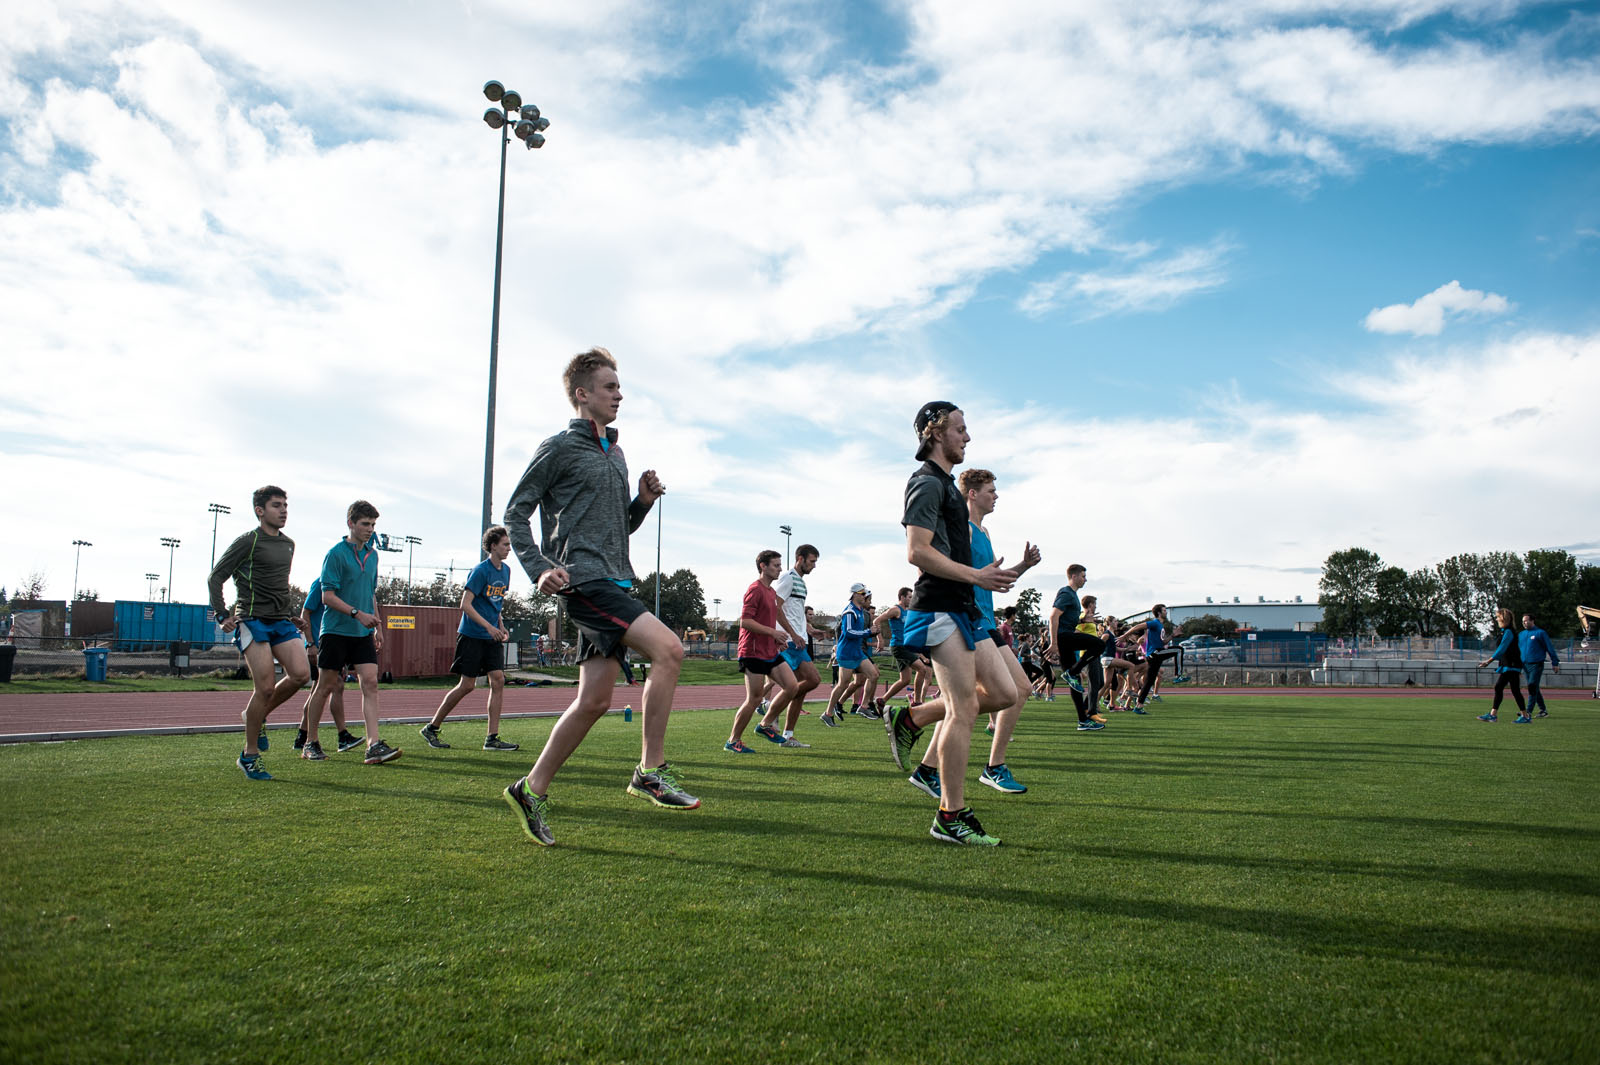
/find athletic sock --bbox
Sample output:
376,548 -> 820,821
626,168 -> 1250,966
782,730 -> 794,739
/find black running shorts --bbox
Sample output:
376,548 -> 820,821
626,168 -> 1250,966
561,579 -> 648,662
450,633 -> 506,677
318,632 -> 378,672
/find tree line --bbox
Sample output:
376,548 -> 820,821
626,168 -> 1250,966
1318,547 -> 1599,639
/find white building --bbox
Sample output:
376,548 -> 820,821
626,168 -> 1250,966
1140,597 -> 1323,632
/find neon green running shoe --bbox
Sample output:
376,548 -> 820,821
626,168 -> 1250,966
929,806 -> 1001,846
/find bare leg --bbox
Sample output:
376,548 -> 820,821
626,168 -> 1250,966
526,655 -> 617,796
987,647 -> 1032,766
768,660 -> 818,732
303,669 -> 345,741
621,612 -> 685,770
430,675 -> 477,729
354,662 -> 382,747
728,671 -> 767,743
240,641 -> 311,755
485,670 -> 505,735
929,639 -> 1016,811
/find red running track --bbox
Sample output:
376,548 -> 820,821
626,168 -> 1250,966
0,683 -> 1590,742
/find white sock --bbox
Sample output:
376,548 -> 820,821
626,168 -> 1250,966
783,730 -> 794,739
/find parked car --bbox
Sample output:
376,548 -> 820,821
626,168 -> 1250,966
1179,635 -> 1231,650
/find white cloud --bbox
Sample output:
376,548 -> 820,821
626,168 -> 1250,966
1363,280 -> 1513,335
1018,240 -> 1234,318
2,1 -> 1598,610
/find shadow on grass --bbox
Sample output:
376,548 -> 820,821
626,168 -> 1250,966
1069,841 -> 1600,898
1092,801 -> 1600,842
570,839 -> 1600,977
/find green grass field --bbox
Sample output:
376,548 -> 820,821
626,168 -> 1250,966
2,695 -> 1596,1064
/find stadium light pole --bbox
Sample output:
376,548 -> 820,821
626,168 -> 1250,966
478,79 -> 550,557
160,538 -> 181,603
145,573 -> 160,601
404,535 -> 423,604
207,503 -> 231,568
779,524 -> 792,566
71,540 -> 92,604
655,496 -> 663,618
435,572 -> 449,606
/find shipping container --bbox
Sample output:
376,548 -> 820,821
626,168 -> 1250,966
376,605 -> 459,678
114,601 -> 220,651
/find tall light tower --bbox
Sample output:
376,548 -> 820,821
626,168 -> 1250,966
479,79 -> 551,556
160,538 -> 181,603
70,539 -> 92,636
71,540 -> 93,603
207,503 -> 231,568
145,573 -> 160,601
779,524 -> 793,566
404,535 -> 423,604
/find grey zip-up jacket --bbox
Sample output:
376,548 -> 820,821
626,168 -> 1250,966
504,418 -> 653,587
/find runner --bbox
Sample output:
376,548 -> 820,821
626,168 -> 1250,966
206,485 -> 311,781
727,550 -> 803,752
877,587 -> 933,709
500,347 -> 697,846
304,500 -> 401,765
1518,612 -> 1560,719
1120,604 -> 1187,711
883,401 -> 1018,845
419,525 -> 521,752
820,584 -> 878,727
756,545 -> 822,747
291,574 -> 361,759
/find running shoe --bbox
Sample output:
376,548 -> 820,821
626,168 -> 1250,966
237,752 -> 272,781
908,764 -> 942,799
1150,694 -> 1164,702
929,806 -> 1000,846
1536,709 -> 1549,719
484,735 -> 520,751
1513,714 -> 1532,724
1090,713 -> 1107,724
979,763 -> 1026,794
1172,674 -> 1191,685
887,705 -> 923,770
336,731 -> 364,753
300,740 -> 326,760
419,724 -> 451,749
820,711 -> 840,728
363,740 -> 402,764
1131,705 -> 1150,715
1076,720 -> 1105,731
754,723 -> 784,744
779,737 -> 811,748
724,739 -> 756,753
503,778 -> 555,846
628,763 -> 700,808
984,721 -> 995,735
1064,673 -> 1084,694
292,729 -> 307,751
1477,712 -> 1497,722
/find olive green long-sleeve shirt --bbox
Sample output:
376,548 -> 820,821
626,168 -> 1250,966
207,527 -> 296,621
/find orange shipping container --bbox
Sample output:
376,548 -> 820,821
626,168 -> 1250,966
377,605 -> 459,678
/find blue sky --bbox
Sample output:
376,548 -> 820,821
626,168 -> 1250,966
2,0 -> 1597,622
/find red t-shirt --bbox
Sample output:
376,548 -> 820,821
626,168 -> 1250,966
738,579 -> 780,660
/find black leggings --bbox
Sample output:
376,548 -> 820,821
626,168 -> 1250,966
1139,650 -> 1183,702
1058,631 -> 1106,676
1070,656 -> 1105,721
1492,671 -> 1526,713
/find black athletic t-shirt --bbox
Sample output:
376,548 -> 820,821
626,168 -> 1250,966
901,460 -> 977,617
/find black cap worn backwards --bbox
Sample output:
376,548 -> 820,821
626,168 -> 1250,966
914,400 -> 959,460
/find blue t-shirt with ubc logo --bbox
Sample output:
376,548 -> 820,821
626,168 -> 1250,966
460,558 -> 512,639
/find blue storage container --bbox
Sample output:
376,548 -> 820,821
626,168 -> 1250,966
113,601 -> 219,652
83,647 -> 109,682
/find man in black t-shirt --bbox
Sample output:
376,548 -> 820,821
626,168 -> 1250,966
883,401 -> 1018,846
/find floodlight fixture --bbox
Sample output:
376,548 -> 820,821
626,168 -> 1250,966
483,108 -> 506,130
525,132 -> 544,149
514,119 -> 534,140
520,104 -> 541,122
500,89 -> 522,112
483,80 -> 504,102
